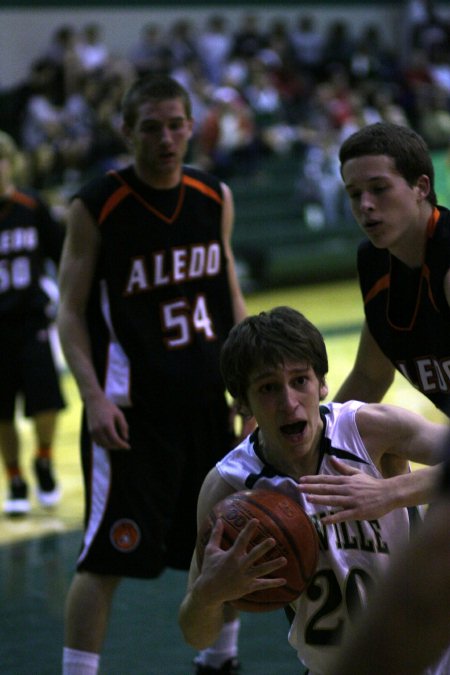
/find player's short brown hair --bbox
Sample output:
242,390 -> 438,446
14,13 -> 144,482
221,306 -> 328,405
339,122 -> 437,206
121,75 -> 192,128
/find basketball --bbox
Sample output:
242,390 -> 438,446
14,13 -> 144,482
196,489 -> 319,612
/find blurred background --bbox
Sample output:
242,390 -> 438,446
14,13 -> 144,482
1,0 -> 449,290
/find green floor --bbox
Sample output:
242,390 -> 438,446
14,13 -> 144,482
0,531 -> 303,674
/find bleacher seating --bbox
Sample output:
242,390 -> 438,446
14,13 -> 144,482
229,152 -> 363,289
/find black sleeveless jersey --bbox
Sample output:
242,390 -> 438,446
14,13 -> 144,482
77,165 -> 235,408
0,188 -> 64,320
358,206 -> 450,416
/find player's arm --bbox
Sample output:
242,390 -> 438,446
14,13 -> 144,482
179,470 -> 239,649
351,403 -> 446,508
358,403 -> 448,468
220,183 -> 255,438
334,320 -> 395,403
178,469 -> 286,649
57,198 -> 130,450
299,457 -> 442,524
298,404 -> 447,523
220,183 -> 247,324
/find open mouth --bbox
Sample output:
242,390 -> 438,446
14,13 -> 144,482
280,421 -> 306,436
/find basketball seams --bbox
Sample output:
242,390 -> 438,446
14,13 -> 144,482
231,491 -> 318,586
196,489 -> 319,612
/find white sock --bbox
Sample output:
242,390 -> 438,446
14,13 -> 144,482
194,619 -> 240,668
62,647 -> 100,675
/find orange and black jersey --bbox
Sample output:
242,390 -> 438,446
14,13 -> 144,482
76,164 -> 235,408
358,205 -> 450,416
0,188 -> 64,319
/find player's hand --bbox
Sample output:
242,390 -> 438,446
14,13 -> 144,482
85,395 -> 130,450
298,457 -> 395,524
193,518 -> 287,606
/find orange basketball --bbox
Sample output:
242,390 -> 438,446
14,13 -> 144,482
196,489 -> 319,612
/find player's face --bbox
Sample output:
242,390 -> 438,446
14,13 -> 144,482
246,361 -> 328,477
123,97 -> 193,186
342,155 -> 430,255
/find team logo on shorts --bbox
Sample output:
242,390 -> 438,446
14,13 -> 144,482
110,519 -> 141,553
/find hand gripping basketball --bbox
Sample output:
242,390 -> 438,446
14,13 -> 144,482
196,489 -> 319,612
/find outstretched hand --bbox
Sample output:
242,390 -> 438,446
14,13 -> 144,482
298,457 -> 395,524
195,518 -> 287,606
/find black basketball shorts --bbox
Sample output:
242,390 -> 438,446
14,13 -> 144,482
0,320 -> 65,420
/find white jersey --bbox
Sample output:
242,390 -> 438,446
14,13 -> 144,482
217,400 -> 414,674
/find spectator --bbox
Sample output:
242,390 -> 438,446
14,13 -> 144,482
231,13 -> 267,61
127,23 -> 173,78
74,23 -> 111,75
196,85 -> 259,179
44,24 -> 77,67
264,17 -> 297,70
196,15 -> 233,85
20,57 -> 106,188
20,59 -> 67,187
349,24 -> 398,85
428,44 -> 450,96
290,14 -> 325,76
82,72 -> 131,174
367,85 -> 411,128
42,24 -> 80,96
168,18 -> 199,70
411,0 -> 450,62
0,72 -> 35,144
416,85 -> 450,150
322,19 -> 356,77
297,130 -> 350,229
243,58 -> 285,132
401,47 -> 435,125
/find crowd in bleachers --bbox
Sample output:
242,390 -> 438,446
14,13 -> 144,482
0,2 -> 449,195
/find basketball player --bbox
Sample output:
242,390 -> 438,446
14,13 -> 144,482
331,453 -> 450,675
57,75 -> 247,675
179,306 -> 450,675
334,122 -> 450,416
0,130 -> 65,516
299,123 -> 450,525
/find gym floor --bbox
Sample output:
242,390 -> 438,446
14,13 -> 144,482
1,279 -> 445,675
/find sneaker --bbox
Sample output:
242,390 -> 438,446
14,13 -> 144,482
194,658 -> 241,674
33,458 -> 61,507
3,476 -> 31,516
